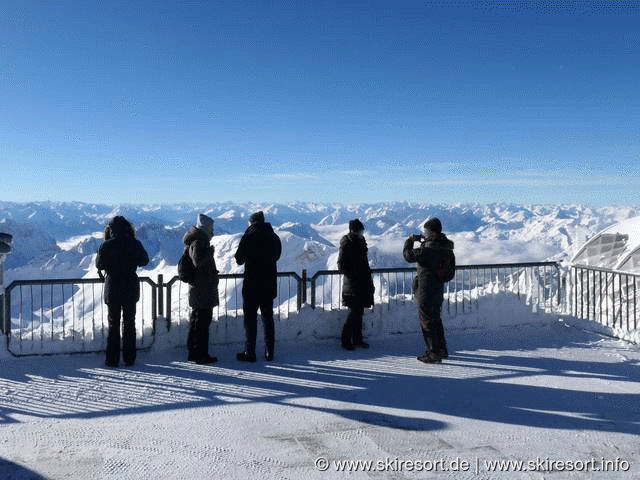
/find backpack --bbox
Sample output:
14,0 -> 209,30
178,247 -> 196,284
437,251 -> 455,282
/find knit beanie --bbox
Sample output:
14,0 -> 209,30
349,219 -> 365,233
424,217 -> 442,234
197,213 -> 214,238
249,211 -> 265,225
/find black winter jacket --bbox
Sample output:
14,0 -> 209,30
235,223 -> 282,301
183,227 -> 219,309
403,232 -> 455,305
338,233 -> 374,308
96,233 -> 149,306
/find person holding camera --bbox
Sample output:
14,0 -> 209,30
96,216 -> 149,367
338,219 -> 374,351
403,217 -> 455,364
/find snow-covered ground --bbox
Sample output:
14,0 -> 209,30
1,302 -> 640,480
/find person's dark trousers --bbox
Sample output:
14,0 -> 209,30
342,304 -> 364,346
242,296 -> 275,356
187,308 -> 213,361
418,302 -> 448,357
106,303 -> 137,366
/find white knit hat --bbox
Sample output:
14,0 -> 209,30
197,213 -> 214,238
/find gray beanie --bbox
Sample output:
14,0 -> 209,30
197,213 -> 214,238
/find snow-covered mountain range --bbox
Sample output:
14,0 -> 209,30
0,201 -> 637,282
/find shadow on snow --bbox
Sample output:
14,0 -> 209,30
0,322 -> 639,435
0,456 -> 48,480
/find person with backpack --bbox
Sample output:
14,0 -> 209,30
96,216 -> 149,367
338,219 -> 374,351
234,211 -> 282,362
180,213 -> 219,364
403,217 -> 455,364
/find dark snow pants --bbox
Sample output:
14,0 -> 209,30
106,302 -> 137,366
418,301 -> 448,357
242,296 -> 275,356
342,304 -> 365,346
187,308 -> 212,360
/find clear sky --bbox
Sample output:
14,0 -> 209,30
1,1 -> 639,206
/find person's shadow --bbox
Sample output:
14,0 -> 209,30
0,323 -> 639,436
0,457 -> 48,480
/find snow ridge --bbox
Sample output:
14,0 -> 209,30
0,201 -> 637,282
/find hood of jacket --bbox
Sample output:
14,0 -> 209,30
244,222 -> 275,237
423,232 -> 454,251
341,232 -> 368,250
183,226 -> 209,246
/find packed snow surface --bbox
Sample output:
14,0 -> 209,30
1,308 -> 640,480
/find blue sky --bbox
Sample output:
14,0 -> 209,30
1,1 -> 638,206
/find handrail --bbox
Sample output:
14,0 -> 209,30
570,264 -> 639,332
309,262 -> 560,310
571,263 -> 640,276
0,262 -> 568,356
163,271 -> 304,325
311,261 -> 559,279
3,276 -> 159,356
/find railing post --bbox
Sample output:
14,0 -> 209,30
166,281 -> 172,330
157,274 -> 164,319
556,264 -> 561,308
3,287 -> 9,345
310,274 -> 316,309
0,290 -> 5,334
299,269 -> 307,310
150,280 -> 157,321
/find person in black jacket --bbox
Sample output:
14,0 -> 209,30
182,213 -> 219,364
403,217 -> 455,364
338,219 -> 374,350
235,211 -> 282,362
96,216 -> 149,367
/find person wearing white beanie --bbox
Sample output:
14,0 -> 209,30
180,213 -> 219,364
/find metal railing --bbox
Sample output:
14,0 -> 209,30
0,262 -> 563,356
570,264 -> 639,332
6,261 -> 640,355
309,262 -> 561,315
3,277 -> 157,356
163,272 -> 303,345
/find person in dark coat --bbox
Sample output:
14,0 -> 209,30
403,217 -> 455,364
182,213 -> 219,364
234,211 -> 282,362
96,216 -> 149,367
338,219 -> 374,350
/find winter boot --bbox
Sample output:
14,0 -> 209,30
195,354 -> 218,365
417,352 -> 442,364
237,351 -> 257,362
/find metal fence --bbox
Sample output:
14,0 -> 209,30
3,277 -> 157,356
163,272 -> 303,346
570,264 -> 639,331
0,261 -> 563,356
309,262 -> 561,315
